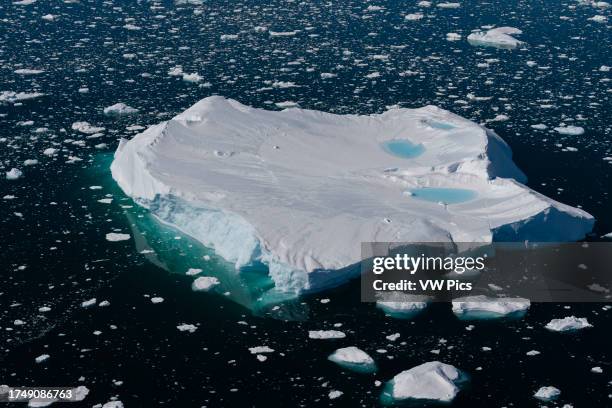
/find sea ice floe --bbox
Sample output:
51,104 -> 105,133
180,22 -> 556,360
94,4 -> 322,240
248,346 -> 274,354
554,125 -> 585,135
308,330 -> 346,339
177,323 -> 198,333
328,346 -> 377,373
105,233 -> 131,242
467,27 -> 523,49
34,354 -> 50,363
150,297 -> 164,304
81,298 -> 97,308
6,168 -> 23,180
191,276 -> 220,291
111,97 -> 594,295
381,361 -> 466,403
452,296 -> 530,319
0,91 -> 45,104
534,386 -> 561,401
72,121 -> 105,135
328,390 -> 343,399
376,293 -> 430,319
545,316 -> 592,332
103,103 -> 139,116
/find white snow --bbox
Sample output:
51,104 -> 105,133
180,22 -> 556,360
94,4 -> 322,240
104,103 -> 139,116
534,386 -> 561,401
328,390 -> 343,399
467,27 -> 523,49
111,96 -> 594,294
248,346 -> 274,354
328,346 -> 376,372
308,330 -> 346,339
383,361 -> 465,402
452,296 -> 530,318
545,316 -> 592,332
105,233 -> 131,242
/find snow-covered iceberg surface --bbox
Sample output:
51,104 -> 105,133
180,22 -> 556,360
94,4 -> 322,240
111,96 -> 594,294
467,27 -> 523,49
545,316 -> 593,332
381,361 -> 467,404
452,295 -> 530,320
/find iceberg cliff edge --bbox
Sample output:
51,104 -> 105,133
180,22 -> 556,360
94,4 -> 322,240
110,96 -> 594,293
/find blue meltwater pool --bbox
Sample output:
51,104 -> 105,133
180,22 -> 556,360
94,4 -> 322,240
381,139 -> 425,158
407,187 -> 477,204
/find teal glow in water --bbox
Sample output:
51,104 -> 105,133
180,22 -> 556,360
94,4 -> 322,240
408,187 -> 477,204
381,139 -> 425,158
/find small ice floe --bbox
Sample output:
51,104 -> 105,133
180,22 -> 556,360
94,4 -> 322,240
72,121 -> 105,135
98,300 -> 110,307
275,101 -> 298,109
531,123 -> 548,130
186,268 -> 202,276
249,346 -> 274,354
43,148 -> 59,156
308,330 -> 346,339
446,32 -> 462,41
0,91 -> 44,104
150,297 -> 164,304
182,73 -> 203,83
81,298 -> 97,308
35,354 -> 50,363
591,366 -> 603,373
328,346 -> 377,373
526,350 -> 541,356
101,401 -> 124,408
24,159 -> 38,166
6,168 -> 23,180
545,316 -> 592,332
192,276 -> 220,291
328,390 -> 343,399
103,103 -> 139,116
534,386 -> 561,402
98,198 -> 113,204
105,233 -> 130,242
554,125 -> 585,135
41,14 -> 57,21
405,13 -> 424,20
320,72 -> 337,79
467,27 -> 523,49
381,361 -> 467,404
386,333 -> 400,342
177,323 -> 198,333
589,15 -> 607,22
376,293 -> 430,319
452,296 -> 530,320
437,2 -> 461,8
14,69 -> 44,75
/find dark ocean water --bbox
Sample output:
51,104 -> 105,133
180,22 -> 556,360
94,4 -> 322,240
1,0 -> 610,407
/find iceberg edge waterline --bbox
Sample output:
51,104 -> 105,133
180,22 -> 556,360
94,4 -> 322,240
110,96 -> 594,294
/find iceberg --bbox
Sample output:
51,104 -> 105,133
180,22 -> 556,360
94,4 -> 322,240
111,96 -> 594,295
328,346 -> 377,373
381,361 -> 467,404
452,295 -> 530,319
534,386 -> 561,402
545,316 -> 592,332
376,293 -> 431,319
467,27 -> 523,49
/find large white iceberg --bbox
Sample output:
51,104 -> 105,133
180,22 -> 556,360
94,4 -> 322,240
111,96 -> 593,294
328,346 -> 377,373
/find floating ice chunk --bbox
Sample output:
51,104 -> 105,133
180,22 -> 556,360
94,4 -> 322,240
102,401 -> 124,408
104,103 -> 139,116
531,123 -> 548,130
249,346 -> 274,354
446,32 -> 462,41
182,73 -> 203,83
591,366 -> 603,373
6,168 -> 23,180
186,268 -> 203,276
177,323 -> 198,333
81,298 -> 97,308
35,354 -> 50,363
0,91 -> 44,104
526,350 -> 541,356
192,276 -> 220,291
376,293 -> 430,319
437,2 -> 461,8
328,346 -> 377,373
328,390 -> 343,399
405,13 -> 424,20
468,27 -> 523,49
14,69 -> 44,75
105,233 -> 130,242
382,361 -> 466,403
72,121 -> 105,135
545,316 -> 592,332
309,330 -> 346,339
151,297 -> 164,304
554,125 -> 585,135
24,159 -> 38,166
534,386 -> 561,401
588,15 -> 607,22
452,296 -> 530,319
41,14 -> 57,21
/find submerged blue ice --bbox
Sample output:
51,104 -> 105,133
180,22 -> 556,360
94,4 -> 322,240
381,139 -> 425,158
408,187 -> 477,204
